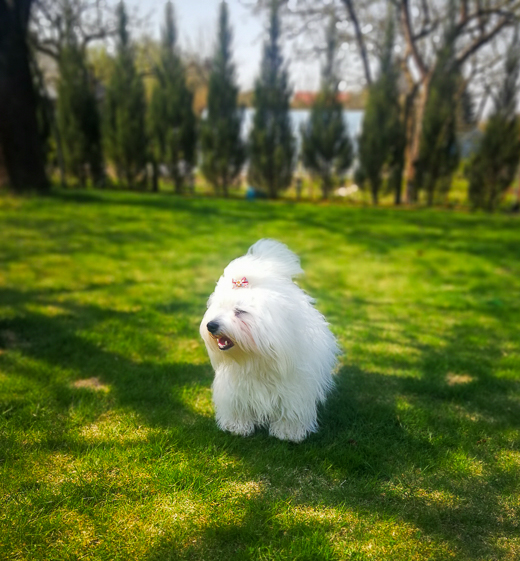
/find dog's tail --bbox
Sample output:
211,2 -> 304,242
247,239 -> 303,279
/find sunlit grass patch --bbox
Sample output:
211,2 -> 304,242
72,376 -> 111,392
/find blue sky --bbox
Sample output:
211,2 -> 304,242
127,0 -> 320,91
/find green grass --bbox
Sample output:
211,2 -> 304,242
1,190 -> 519,560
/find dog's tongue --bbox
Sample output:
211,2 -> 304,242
218,337 -> 234,349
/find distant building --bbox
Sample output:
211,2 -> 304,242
235,89 -> 366,110
291,90 -> 366,110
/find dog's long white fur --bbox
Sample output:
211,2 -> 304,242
200,239 -> 338,442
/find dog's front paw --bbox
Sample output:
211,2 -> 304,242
218,419 -> 255,437
269,419 -> 310,443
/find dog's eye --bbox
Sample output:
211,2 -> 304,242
234,309 -> 246,316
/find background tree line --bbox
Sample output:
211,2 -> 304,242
263,0 -> 520,210
0,0 -> 519,210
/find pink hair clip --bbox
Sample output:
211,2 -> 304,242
232,277 -> 249,288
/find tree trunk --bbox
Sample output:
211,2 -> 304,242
172,164 -> 183,194
0,0 -> 49,193
53,118 -> 67,188
151,160 -> 159,192
222,173 -> 229,198
404,75 -> 431,204
392,162 -> 404,205
174,177 -> 183,195
268,179 -> 277,199
125,168 -> 132,189
426,186 -> 434,207
371,181 -> 379,205
321,174 -> 331,200
394,187 -> 401,205
393,172 -> 403,205
0,143 -> 8,187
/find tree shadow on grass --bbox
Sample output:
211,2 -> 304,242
47,190 -> 520,268
143,320 -> 519,560
47,189 -> 520,254
50,189 -> 283,224
0,300 -> 210,433
1,285 -> 519,560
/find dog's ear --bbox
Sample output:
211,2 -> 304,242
247,239 -> 303,280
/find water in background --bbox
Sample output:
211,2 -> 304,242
241,108 -> 364,152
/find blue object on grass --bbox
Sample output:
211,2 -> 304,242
246,186 -> 267,200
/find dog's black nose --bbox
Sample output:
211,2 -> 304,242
207,321 -> 220,335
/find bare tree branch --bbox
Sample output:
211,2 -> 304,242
400,0 -> 429,79
457,15 -> 514,65
412,21 -> 439,41
31,0 -> 117,60
341,0 -> 372,84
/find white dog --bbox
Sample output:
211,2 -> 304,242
200,239 -> 338,442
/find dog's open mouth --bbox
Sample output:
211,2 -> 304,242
218,337 -> 234,350
212,334 -> 235,351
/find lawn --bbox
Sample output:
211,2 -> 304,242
1,190 -> 519,560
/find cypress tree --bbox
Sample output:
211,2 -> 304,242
104,1 -> 146,188
200,1 -> 245,197
301,16 -> 353,200
248,0 -> 294,199
149,1 -> 196,194
415,14 -> 459,206
356,13 -> 404,205
56,0 -> 102,187
467,28 -> 520,211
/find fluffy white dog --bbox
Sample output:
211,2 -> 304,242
200,239 -> 338,442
